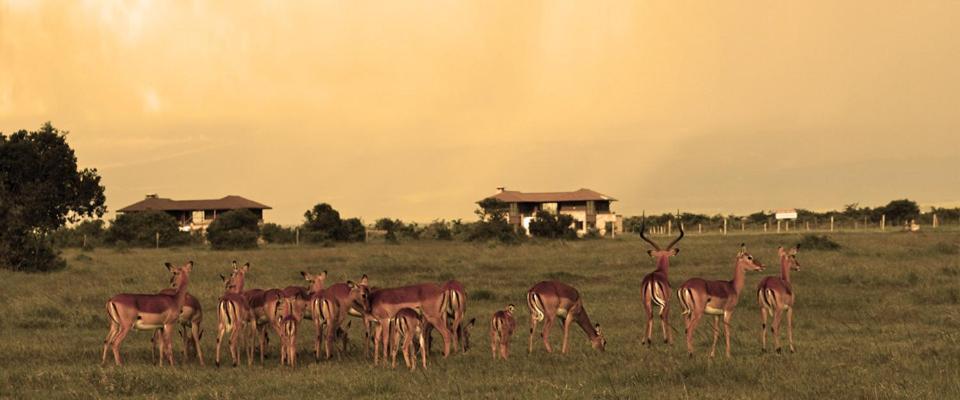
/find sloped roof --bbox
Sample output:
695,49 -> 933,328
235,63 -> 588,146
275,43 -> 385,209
483,188 -> 616,203
118,195 -> 272,212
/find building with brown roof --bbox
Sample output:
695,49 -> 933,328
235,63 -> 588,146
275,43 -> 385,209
481,187 -> 623,237
118,194 -> 271,231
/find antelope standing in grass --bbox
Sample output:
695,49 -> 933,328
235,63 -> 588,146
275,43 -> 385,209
246,287 -> 283,363
638,215 -> 684,346
369,282 -> 453,366
215,262 -> 256,367
102,261 -> 193,366
277,297 -> 302,367
677,244 -> 764,358
527,281 -> 606,354
490,304 -> 516,360
311,276 -> 370,360
442,280 -> 473,353
758,246 -> 801,354
390,307 -> 428,370
151,265 -> 204,365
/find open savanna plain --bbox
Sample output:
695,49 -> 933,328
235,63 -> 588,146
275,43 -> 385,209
0,231 -> 958,399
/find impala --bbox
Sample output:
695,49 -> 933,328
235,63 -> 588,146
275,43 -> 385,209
390,307 -> 427,370
102,261 -> 193,366
677,244 -> 764,358
246,287 -> 283,363
152,265 -> 204,365
527,281 -> 606,354
369,282 -> 453,366
638,215 -> 684,346
277,297 -> 301,367
758,246 -> 801,354
312,276 -> 370,360
490,304 -> 517,360
215,262 -> 256,367
442,280 -> 470,352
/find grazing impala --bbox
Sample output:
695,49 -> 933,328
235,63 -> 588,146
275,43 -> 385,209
277,297 -> 301,367
638,215 -> 684,346
490,304 -> 517,360
311,276 -> 370,360
390,307 -> 428,370
216,263 -> 256,367
527,281 -> 606,354
102,261 -> 193,366
758,246 -> 801,354
677,244 -> 764,358
152,265 -> 204,365
369,283 -> 453,366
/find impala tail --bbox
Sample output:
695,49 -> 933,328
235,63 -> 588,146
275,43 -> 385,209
677,287 -> 694,316
527,291 -> 545,322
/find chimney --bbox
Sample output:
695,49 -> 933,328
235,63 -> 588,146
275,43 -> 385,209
146,193 -> 158,199
496,186 -> 506,193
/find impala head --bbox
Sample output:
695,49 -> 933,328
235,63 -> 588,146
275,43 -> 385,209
591,323 -> 606,352
301,270 -> 328,293
347,275 -> 372,313
779,246 -> 801,271
165,261 -> 193,287
638,212 -> 684,261
736,244 -> 764,272
505,304 -> 516,314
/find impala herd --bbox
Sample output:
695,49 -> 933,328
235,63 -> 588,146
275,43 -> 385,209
101,218 -> 803,369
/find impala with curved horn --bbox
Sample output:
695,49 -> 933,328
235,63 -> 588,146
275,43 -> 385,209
677,244 -> 764,357
758,246 -> 801,354
638,212 -> 684,346
102,261 -> 193,366
527,281 -> 606,354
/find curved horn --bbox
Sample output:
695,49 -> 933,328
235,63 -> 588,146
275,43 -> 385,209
638,212 -> 661,250
665,212 -> 685,249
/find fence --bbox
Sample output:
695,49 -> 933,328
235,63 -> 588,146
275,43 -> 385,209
639,213 -> 959,237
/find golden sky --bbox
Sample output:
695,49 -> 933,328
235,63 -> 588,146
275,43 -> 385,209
2,1 -> 958,224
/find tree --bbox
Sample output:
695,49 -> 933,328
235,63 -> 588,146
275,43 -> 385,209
106,211 -> 189,247
261,223 -> 296,244
880,199 -> 920,225
528,211 -> 576,239
0,123 -> 106,271
302,203 -> 342,242
207,209 -> 260,250
338,218 -> 366,242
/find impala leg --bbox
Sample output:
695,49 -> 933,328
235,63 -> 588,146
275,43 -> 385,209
164,324 -> 176,366
709,316 -> 720,358
787,307 -> 796,353
215,324 -> 225,367
179,325 -> 188,361
528,316 -> 539,354
686,312 -> 702,356
424,315 -> 452,358
247,323 -> 256,367
561,312 -> 575,354
102,321 -> 119,366
660,304 -> 672,344
391,323 -> 400,369
111,324 -> 133,366
643,301 -> 654,346
314,320 -> 322,362
151,330 -> 159,363
723,311 -> 733,358
192,322 -> 205,366
419,332 -> 427,369
373,321 -> 383,366
541,317 -> 555,353
760,305 -> 769,352
324,320 -> 336,360
229,326 -> 240,367
772,307 -> 784,354
491,327 -> 498,359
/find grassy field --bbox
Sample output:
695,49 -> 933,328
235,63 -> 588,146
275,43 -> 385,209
0,231 -> 958,399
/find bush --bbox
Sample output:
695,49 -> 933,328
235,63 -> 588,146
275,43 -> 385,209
261,223 -> 296,244
106,211 -> 190,247
529,211 -> 576,239
50,219 -> 105,248
424,220 -> 453,240
303,203 -> 365,243
207,209 -> 260,250
797,234 -> 841,251
338,218 -> 366,242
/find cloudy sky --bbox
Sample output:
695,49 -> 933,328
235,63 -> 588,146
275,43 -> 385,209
2,1 -> 958,224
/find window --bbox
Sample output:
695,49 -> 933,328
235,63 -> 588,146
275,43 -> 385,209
574,221 -> 584,230
204,210 -> 215,220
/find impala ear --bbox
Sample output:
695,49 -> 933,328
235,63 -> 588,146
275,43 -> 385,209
242,262 -> 250,272
165,262 -> 173,271
467,317 -> 476,327
646,250 -> 654,257
347,281 -> 356,289
232,260 -> 238,271
301,271 -> 310,280
671,248 -> 680,256
792,245 -> 800,253
344,320 -> 352,330
320,270 -> 328,280
778,246 -> 786,256
220,274 -> 227,282
184,261 -> 193,271
594,323 -> 602,335
359,274 -> 369,285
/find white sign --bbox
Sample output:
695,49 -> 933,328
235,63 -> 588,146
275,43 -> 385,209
775,211 -> 798,220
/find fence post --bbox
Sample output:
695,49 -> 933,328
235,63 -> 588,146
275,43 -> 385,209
698,223 -> 702,234
830,216 -> 834,232
805,221 -> 810,231
881,215 -> 885,231
777,220 -> 781,233
764,223 -> 768,232
155,232 -> 160,249
740,219 -> 745,231
933,214 -> 938,228
723,218 -> 728,235
668,220 -> 672,236
82,234 -> 87,249
295,228 -> 300,245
